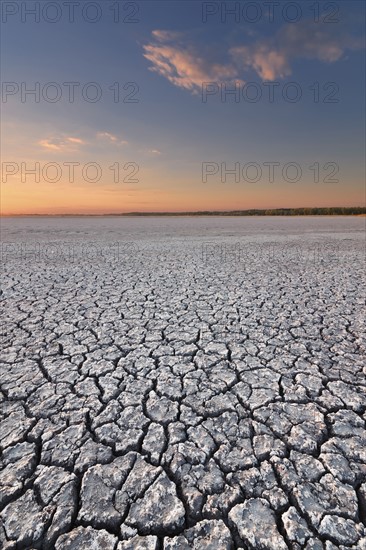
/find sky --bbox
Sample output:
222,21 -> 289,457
1,0 -> 365,214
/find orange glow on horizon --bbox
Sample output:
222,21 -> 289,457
2,178 -> 364,216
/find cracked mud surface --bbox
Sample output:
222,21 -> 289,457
1,217 -> 365,549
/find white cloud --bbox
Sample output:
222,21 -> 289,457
97,132 -> 118,142
97,132 -> 128,145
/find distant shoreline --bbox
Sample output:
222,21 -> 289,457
2,208 -> 366,218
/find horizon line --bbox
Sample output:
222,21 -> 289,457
1,207 -> 366,218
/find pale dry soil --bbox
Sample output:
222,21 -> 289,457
1,217 -> 365,549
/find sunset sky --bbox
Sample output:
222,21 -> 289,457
1,0 -> 365,214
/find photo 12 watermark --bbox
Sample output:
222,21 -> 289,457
1,1 -> 140,24
1,161 -> 140,184
1,241 -> 141,265
1,81 -> 140,104
201,2 -> 340,24
201,240 -> 360,268
201,162 -> 340,183
202,81 -> 340,104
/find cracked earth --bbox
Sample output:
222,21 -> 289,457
1,217 -> 365,549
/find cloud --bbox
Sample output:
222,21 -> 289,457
38,136 -> 85,151
97,132 -> 128,145
39,133 -> 128,153
39,139 -> 62,151
67,137 -> 85,144
143,38 -> 238,93
231,21 -> 363,80
230,46 -> 290,81
151,30 -> 183,42
143,22 -> 364,90
97,132 -> 118,142
278,21 -> 363,62
148,149 -> 162,155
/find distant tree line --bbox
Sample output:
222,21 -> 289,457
13,207 -> 365,217
120,207 -> 366,216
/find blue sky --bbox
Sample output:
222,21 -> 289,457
1,0 -> 365,213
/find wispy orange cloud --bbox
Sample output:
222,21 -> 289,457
144,22 -> 364,90
39,139 -> 63,151
143,31 -> 238,92
38,136 -> 85,151
230,47 -> 290,81
38,133 -> 128,153
67,137 -> 85,144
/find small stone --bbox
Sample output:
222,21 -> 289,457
126,472 -> 185,534
282,506 -> 313,545
55,526 -> 117,549
229,498 -> 287,549
118,535 -> 158,549
319,515 -> 362,545
1,490 -> 52,546
146,392 -> 179,424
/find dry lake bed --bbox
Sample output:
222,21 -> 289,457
0,216 -> 365,549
